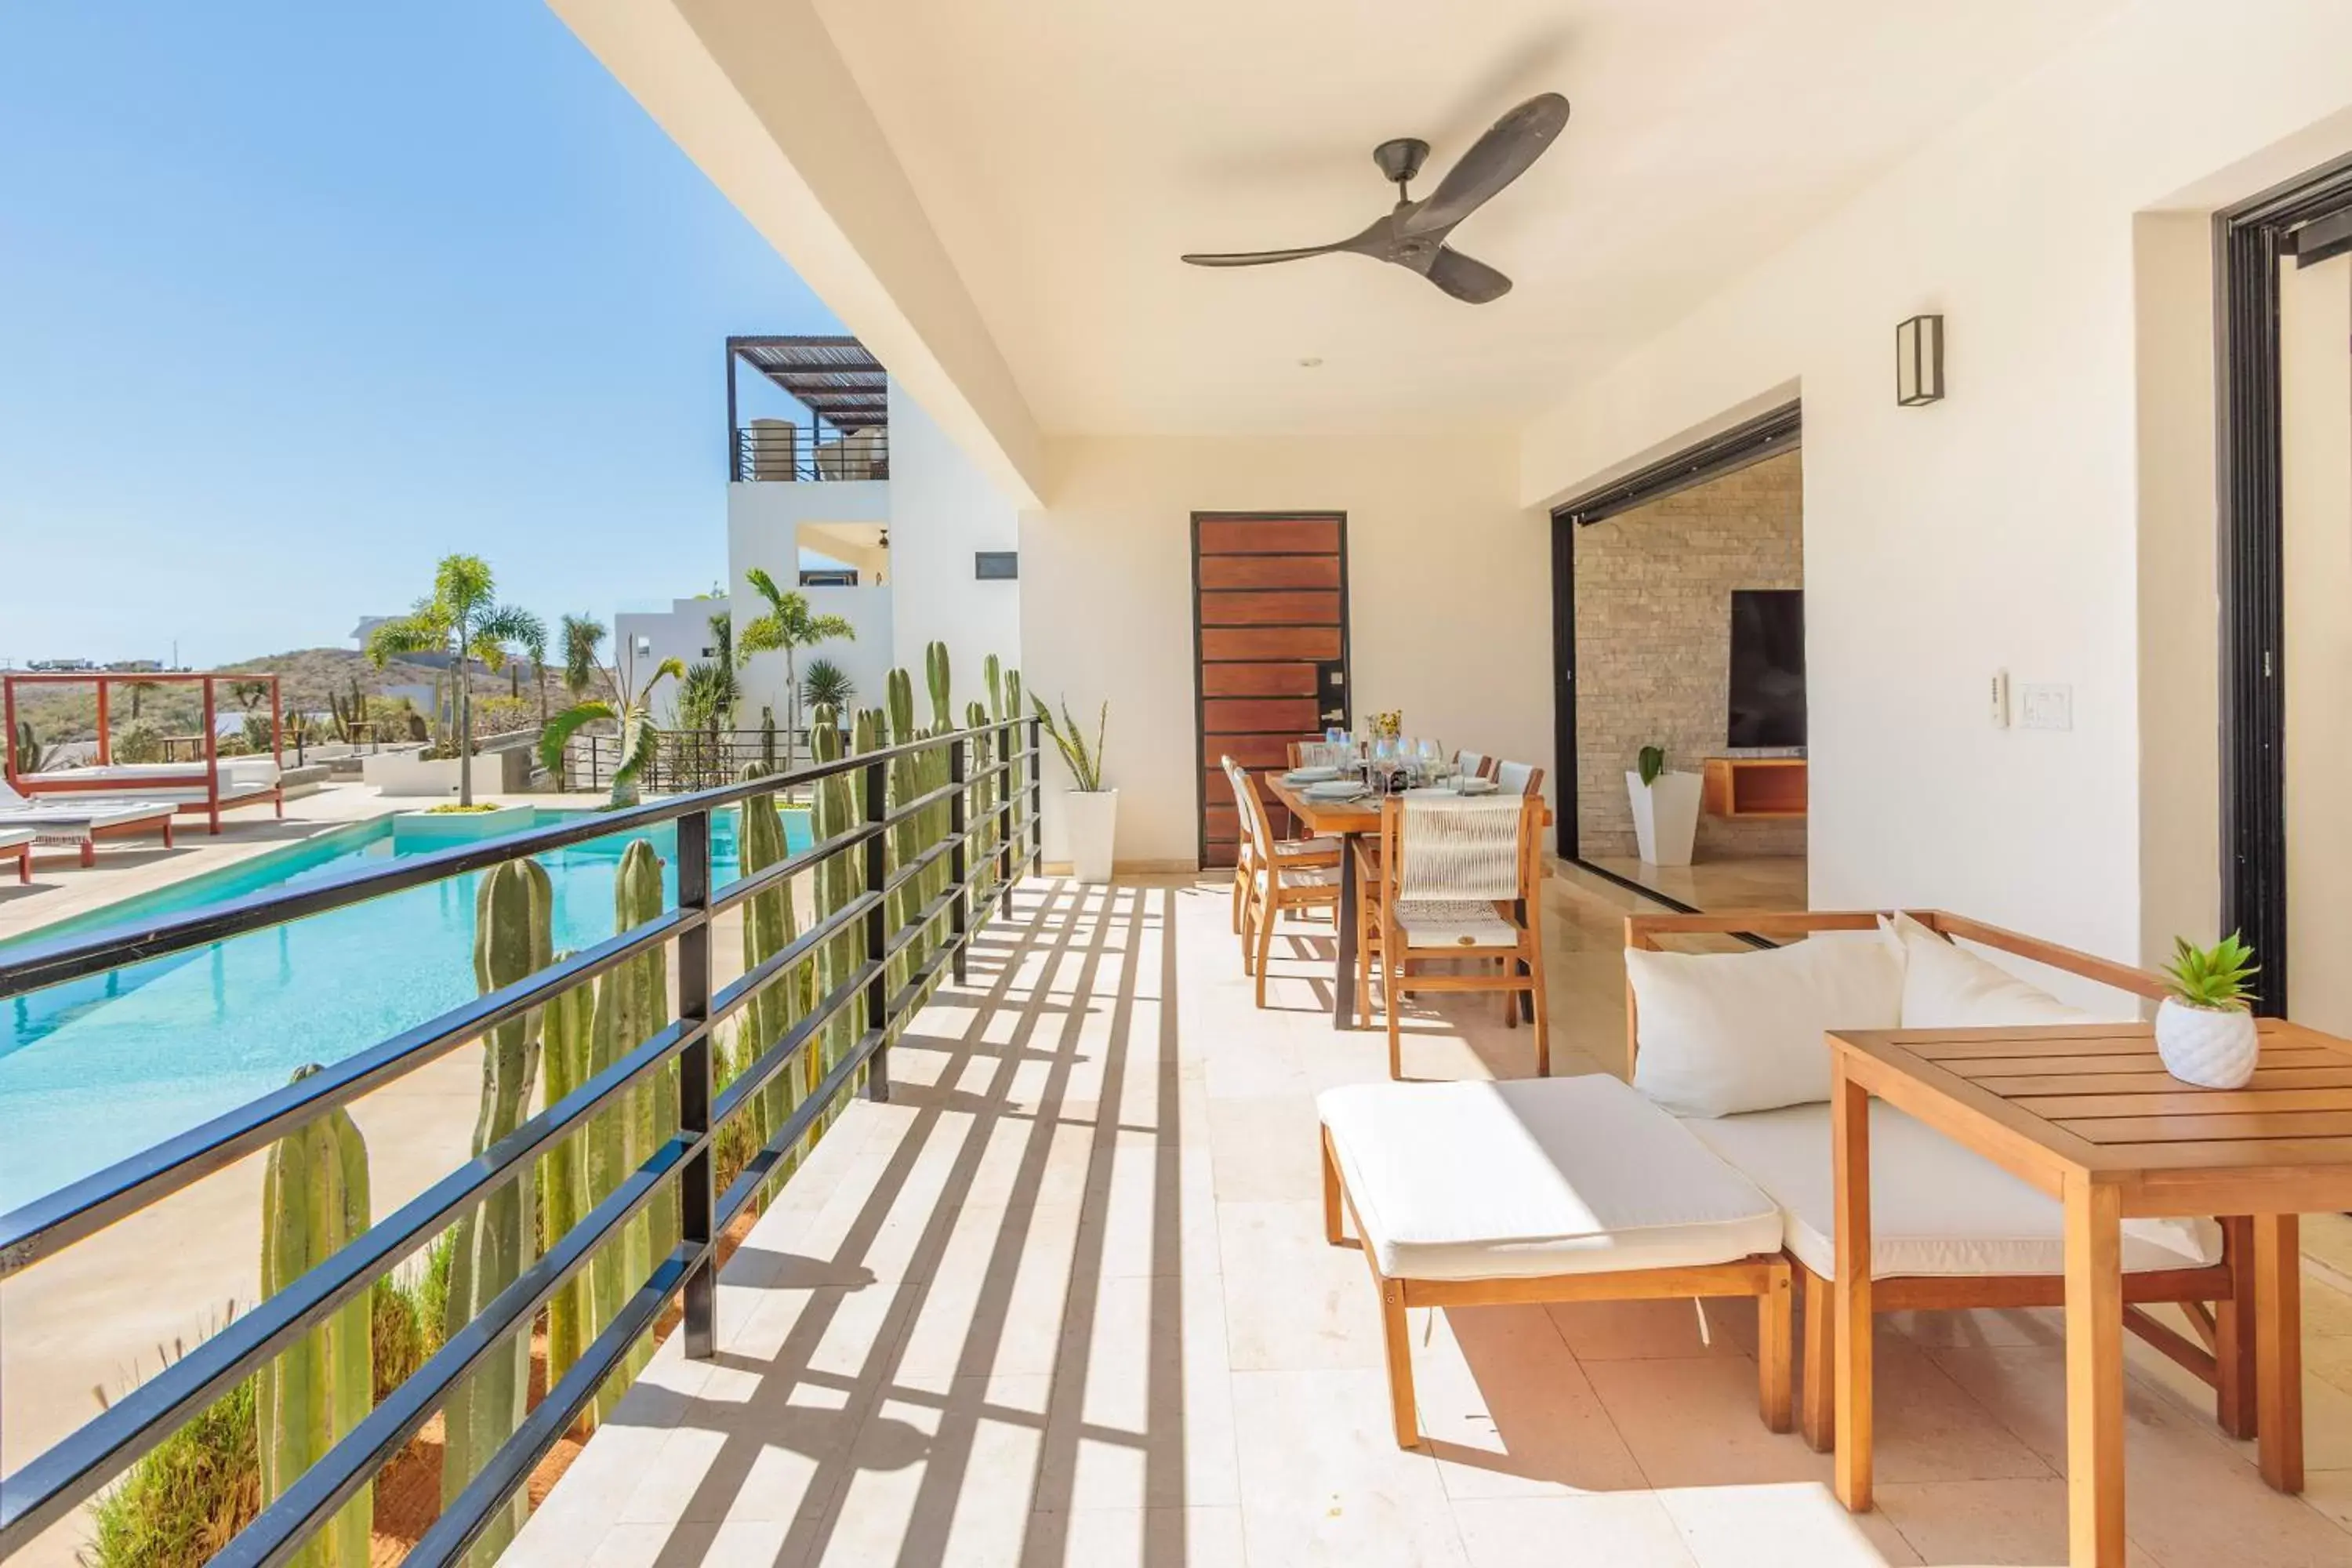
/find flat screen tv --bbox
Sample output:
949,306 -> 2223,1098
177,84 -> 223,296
1727,589 -> 1806,748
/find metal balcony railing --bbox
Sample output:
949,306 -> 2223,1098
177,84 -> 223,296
566,728 -> 811,795
0,717 -> 1042,1565
731,423 -> 889,483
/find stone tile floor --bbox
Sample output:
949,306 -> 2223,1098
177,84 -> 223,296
510,873 -> 2352,1566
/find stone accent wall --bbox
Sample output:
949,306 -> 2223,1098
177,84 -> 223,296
1573,450 -> 1806,859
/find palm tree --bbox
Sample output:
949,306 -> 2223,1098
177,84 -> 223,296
521,619 -> 553,726
801,658 -> 855,715
539,654 -> 687,808
367,554 -> 540,806
560,615 -> 608,702
704,612 -> 736,728
737,567 -> 854,772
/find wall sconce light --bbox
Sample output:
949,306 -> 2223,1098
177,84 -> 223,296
1896,314 -> 1945,406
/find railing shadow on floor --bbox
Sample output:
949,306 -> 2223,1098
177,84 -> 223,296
584,878 -> 1196,1568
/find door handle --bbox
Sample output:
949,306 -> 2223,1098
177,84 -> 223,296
1320,709 -> 1346,723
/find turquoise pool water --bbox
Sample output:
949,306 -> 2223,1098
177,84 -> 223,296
0,806 -> 811,1214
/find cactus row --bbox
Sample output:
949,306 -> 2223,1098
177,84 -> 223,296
441,858 -> 551,1563
257,1065 -> 374,1568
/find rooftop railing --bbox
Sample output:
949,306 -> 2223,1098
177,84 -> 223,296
0,716 -> 1041,1564
731,423 -> 889,483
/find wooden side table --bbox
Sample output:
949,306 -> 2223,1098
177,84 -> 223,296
1825,1018 -> 2352,1568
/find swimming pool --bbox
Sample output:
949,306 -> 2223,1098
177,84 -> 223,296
0,806 -> 811,1214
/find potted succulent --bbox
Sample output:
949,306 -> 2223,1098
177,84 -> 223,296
1036,694 -> 1114,883
1625,744 -> 1703,866
2154,933 -> 2261,1089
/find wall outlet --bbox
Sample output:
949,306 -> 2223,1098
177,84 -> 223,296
1989,669 -> 2009,728
2018,682 -> 2073,731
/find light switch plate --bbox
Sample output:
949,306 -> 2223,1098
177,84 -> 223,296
1989,669 -> 2009,728
2018,682 -> 2072,731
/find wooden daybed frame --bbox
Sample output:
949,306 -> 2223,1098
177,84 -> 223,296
3,671 -> 285,835
1320,1122 -> 1795,1449
1623,909 -> 2255,1450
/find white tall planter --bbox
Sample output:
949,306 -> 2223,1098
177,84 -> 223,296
1064,789 -> 1118,884
1626,771 -> 1703,866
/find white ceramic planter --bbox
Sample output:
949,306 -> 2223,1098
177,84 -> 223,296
2154,997 -> 2259,1089
1064,789 -> 1118,884
1626,770 -> 1704,866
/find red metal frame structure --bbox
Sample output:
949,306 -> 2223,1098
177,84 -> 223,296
2,671 -> 284,835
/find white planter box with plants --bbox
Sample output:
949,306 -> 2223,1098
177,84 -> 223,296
1626,746 -> 1703,866
2154,933 -> 2262,1090
1036,693 -> 1115,884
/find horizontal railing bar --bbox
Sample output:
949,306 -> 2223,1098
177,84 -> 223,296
0,1014 -> 698,1547
883,883 -> 964,964
707,893 -> 880,1029
709,965 -> 876,1135
0,724 -> 1009,999
716,1022 -> 888,1232
881,834 -> 959,900
0,911 -> 695,1276
408,1245 -> 694,1566
211,1131 -> 697,1568
881,779 -> 964,827
705,818 -> 879,919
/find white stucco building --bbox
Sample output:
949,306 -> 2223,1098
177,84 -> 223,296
623,336 -> 1022,731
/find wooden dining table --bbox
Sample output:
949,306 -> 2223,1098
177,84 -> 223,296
1261,772 -> 1547,1029
1824,1016 -> 2352,1567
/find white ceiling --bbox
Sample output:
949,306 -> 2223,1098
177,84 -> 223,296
813,0 -> 2128,437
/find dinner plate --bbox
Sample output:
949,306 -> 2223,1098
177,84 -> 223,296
1303,781 -> 1368,800
1283,767 -> 1339,784
1455,779 -> 1499,796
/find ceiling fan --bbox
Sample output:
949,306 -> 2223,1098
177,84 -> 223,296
1181,92 -> 1570,304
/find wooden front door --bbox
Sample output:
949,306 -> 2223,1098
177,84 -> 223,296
1192,512 -> 1350,868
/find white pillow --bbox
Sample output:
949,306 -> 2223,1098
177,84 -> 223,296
1628,935 -> 1904,1118
1881,912 -> 2093,1027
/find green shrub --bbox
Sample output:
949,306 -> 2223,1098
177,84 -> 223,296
83,1378 -> 260,1567
114,724 -> 166,765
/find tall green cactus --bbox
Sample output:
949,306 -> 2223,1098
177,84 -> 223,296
536,973 -> 596,1396
441,858 -> 550,1561
966,699 -> 996,909
257,1065 -> 373,1568
737,788 -> 807,1192
1001,668 -> 1025,858
926,642 -> 953,732
884,670 -> 925,986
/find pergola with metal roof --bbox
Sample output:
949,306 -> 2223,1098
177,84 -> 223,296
726,336 -> 891,476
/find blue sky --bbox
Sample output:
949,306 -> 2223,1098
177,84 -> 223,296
0,2 -> 839,667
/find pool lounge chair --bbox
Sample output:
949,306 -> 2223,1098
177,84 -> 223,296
0,782 -> 179,866
1,827 -> 31,883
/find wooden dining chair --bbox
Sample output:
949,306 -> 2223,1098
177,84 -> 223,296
1368,793 -> 1548,1079
1494,759 -> 1545,797
1229,759 -> 1342,1005
1454,750 -> 1497,781
1224,758 -> 1338,975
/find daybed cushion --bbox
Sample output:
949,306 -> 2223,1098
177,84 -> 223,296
1628,935 -> 1904,1118
1318,1074 -> 1784,1281
1680,1102 -> 2223,1280
1882,912 -> 2100,1027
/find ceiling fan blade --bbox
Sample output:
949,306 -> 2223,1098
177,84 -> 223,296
1425,246 -> 1512,303
1181,242 -> 1349,267
1405,92 -> 1570,235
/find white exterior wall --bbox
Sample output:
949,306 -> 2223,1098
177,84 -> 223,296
736,584 -> 894,724
1514,0 -> 2352,971
1018,434 -> 1544,870
612,598 -> 725,720
728,477 -> 891,721
885,382 -> 1021,693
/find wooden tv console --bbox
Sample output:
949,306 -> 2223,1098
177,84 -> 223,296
1700,756 -> 1807,818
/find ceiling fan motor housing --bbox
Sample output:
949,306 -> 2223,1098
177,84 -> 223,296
1373,137 -> 1430,187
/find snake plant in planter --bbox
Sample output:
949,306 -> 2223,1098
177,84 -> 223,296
1034,694 -> 1113,884
1624,742 -> 1702,867
2154,933 -> 2261,1089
